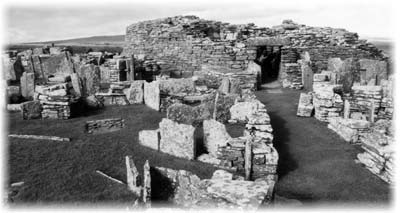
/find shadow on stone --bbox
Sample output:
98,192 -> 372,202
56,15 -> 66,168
149,167 -> 175,205
194,126 -> 207,158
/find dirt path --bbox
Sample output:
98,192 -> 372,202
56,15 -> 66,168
255,89 -> 391,204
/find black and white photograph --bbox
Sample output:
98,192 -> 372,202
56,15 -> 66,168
0,0 -> 397,211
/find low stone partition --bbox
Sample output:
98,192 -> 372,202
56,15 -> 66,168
139,118 -> 196,160
151,167 -> 275,209
327,117 -> 370,143
357,120 -> 394,184
85,118 -> 125,134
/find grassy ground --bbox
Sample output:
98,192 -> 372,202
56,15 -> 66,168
7,105 -> 246,204
8,89 -> 391,205
255,89 -> 391,205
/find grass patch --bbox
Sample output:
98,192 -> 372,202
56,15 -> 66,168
7,104 -> 234,204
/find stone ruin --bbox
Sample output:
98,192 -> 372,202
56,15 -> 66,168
122,16 -> 389,90
295,57 -> 394,184
138,88 -> 279,208
3,15 -> 394,207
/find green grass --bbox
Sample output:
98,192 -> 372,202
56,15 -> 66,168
8,104 -> 244,204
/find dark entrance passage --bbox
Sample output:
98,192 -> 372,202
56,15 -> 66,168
255,45 -> 281,83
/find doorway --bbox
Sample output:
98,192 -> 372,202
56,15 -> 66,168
255,45 -> 281,84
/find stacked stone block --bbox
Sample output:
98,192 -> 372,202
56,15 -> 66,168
312,85 -> 343,122
349,85 -> 382,120
327,117 -> 370,143
35,83 -> 76,119
357,120 -> 394,184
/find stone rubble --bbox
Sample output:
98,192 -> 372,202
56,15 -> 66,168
85,118 -> 125,134
152,167 -> 275,209
35,83 -> 78,119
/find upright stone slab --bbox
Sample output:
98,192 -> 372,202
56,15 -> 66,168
125,80 -> 144,104
296,92 -> 314,117
20,72 -> 35,99
143,160 -> 151,206
229,78 -> 241,94
70,73 -> 82,97
203,119 -> 232,157
159,118 -> 195,160
218,78 -> 230,94
77,64 -> 101,96
359,59 -> 388,85
344,100 -> 350,119
138,130 -> 160,151
144,81 -> 160,111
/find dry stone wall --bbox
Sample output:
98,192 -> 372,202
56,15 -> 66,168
123,16 -> 387,88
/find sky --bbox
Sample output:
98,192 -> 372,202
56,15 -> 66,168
1,0 -> 396,43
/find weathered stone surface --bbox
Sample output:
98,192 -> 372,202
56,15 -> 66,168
7,104 -> 21,112
143,160 -> 151,205
70,73 -> 82,97
159,118 -> 195,160
327,58 -> 344,74
144,81 -> 160,111
167,103 -> 212,126
20,72 -> 35,99
359,59 -> 387,85
152,166 -> 275,209
139,130 -> 160,151
297,92 -> 314,117
86,118 -> 125,134
39,53 -> 74,77
203,119 -> 232,158
327,117 -> 370,143
21,101 -> 42,119
203,179 -> 273,209
247,113 -> 270,125
211,170 -> 234,180
218,77 -> 230,94
35,83 -> 68,95
229,78 -> 241,94
203,92 -> 238,123
125,80 -> 144,104
230,100 -> 266,122
85,95 -> 104,109
197,154 -> 221,165
159,78 -> 195,95
76,64 -> 101,96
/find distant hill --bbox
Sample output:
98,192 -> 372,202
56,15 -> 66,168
23,35 -> 125,47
